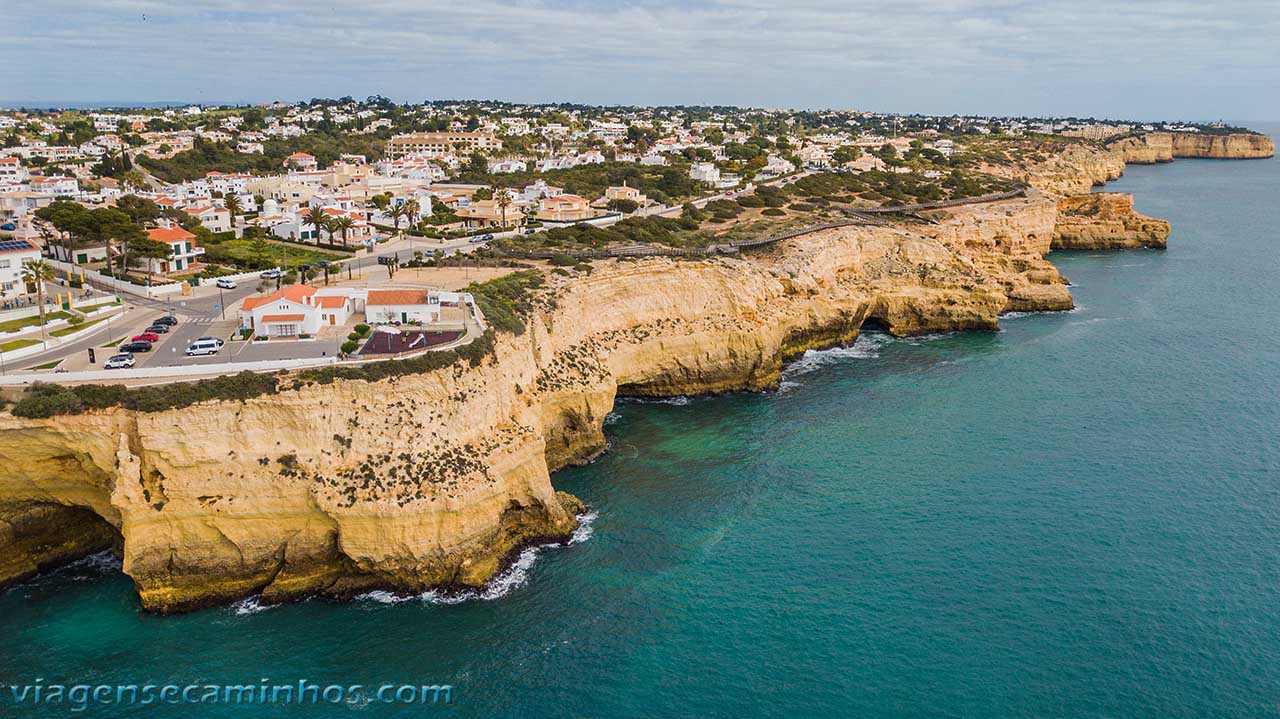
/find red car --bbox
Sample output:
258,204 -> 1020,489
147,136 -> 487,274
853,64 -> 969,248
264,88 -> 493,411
132,332 -> 160,343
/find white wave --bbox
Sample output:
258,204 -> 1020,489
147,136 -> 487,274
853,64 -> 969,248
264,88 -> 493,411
567,510 -> 598,545
356,510 -> 599,607
784,333 -> 892,377
68,551 -> 122,573
603,411 -> 621,425
1002,304 -> 1083,321
355,590 -> 415,605
230,595 -> 274,615
623,395 -> 691,406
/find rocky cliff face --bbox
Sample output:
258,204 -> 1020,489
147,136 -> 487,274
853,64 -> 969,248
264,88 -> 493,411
0,191 -> 1076,612
1111,132 -> 1274,163
1052,193 -> 1171,250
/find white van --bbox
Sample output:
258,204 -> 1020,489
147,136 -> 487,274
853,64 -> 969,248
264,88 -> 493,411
185,339 -> 221,356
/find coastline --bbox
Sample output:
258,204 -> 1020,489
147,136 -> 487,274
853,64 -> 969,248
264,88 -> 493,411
0,133 -> 1271,613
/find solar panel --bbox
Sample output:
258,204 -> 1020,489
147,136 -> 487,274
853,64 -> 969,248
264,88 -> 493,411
0,241 -> 34,251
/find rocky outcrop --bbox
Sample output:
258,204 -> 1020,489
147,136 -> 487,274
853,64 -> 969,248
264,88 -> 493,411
1051,193 -> 1171,250
982,142 -> 1126,198
1109,134 -> 1175,164
1169,132 -> 1274,159
0,191 -> 1075,612
1111,132 -> 1274,163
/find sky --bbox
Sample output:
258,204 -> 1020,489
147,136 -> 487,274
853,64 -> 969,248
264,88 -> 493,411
4,0 -> 1279,121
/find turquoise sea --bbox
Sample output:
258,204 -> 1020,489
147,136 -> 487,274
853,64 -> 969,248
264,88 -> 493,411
2,131 -> 1278,717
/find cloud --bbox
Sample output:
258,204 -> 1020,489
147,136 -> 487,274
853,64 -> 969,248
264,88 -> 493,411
2,0 -> 1278,119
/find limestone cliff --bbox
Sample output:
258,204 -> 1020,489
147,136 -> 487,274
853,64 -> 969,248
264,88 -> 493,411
1110,132 -> 1274,163
981,142 -> 1125,198
0,191 -> 1074,612
1051,193 -> 1171,250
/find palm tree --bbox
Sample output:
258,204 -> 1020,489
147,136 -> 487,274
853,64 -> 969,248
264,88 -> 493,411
330,216 -> 355,247
21,260 -> 56,346
495,188 -> 514,228
223,194 -> 242,222
401,199 -> 421,227
304,208 -> 329,244
119,170 -> 148,192
388,203 -> 408,231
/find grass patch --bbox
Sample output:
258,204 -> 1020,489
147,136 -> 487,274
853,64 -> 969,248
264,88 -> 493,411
30,360 -> 63,370
0,338 -> 40,353
202,238 -> 347,271
0,311 -> 71,334
75,300 -> 123,313
50,316 -> 107,338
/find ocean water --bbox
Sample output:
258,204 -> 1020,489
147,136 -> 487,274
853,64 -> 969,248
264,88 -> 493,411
3,137 -> 1279,718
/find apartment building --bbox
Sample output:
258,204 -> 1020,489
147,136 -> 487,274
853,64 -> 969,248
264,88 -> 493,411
385,132 -> 501,159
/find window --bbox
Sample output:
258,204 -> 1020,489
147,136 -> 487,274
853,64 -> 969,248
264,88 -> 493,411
0,259 -> 10,269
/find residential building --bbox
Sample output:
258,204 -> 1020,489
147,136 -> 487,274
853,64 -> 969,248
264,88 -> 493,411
144,225 -> 205,275
28,176 -> 80,197
0,158 -> 28,187
535,194 -> 595,222
386,132 -> 501,159
489,159 -> 528,173
239,284 -> 337,337
604,184 -> 647,205
183,205 -> 232,233
366,289 -> 443,325
689,162 -> 721,185
284,152 -> 317,170
456,199 -> 526,229
0,239 -> 42,298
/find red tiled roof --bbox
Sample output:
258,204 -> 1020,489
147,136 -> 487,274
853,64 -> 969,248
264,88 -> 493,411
316,296 -> 347,308
241,284 -> 318,311
146,226 -> 196,243
367,289 -> 430,306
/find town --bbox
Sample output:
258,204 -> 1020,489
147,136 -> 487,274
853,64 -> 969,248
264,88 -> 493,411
0,98 -> 1246,380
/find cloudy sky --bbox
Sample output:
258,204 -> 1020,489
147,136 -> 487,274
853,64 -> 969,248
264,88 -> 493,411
5,0 -> 1278,120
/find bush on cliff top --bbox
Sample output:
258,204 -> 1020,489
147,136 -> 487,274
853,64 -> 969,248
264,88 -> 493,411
11,372 -> 282,418
465,269 -> 545,336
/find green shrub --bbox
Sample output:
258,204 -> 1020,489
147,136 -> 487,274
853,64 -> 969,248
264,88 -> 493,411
354,323 -> 370,337
11,383 -> 84,418
548,254 -> 577,267
465,270 -> 545,336
347,332 -> 360,342
761,208 -> 787,217
341,340 -> 359,354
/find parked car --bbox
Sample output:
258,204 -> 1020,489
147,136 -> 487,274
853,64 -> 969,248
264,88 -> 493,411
145,324 -> 170,334
195,336 -> 225,347
524,228 -> 537,235
260,269 -> 282,279
481,233 -> 495,241
120,340 -> 152,353
185,339 -> 220,356
103,353 -> 135,369
153,316 -> 178,326
132,332 -> 160,343
215,277 -> 237,289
